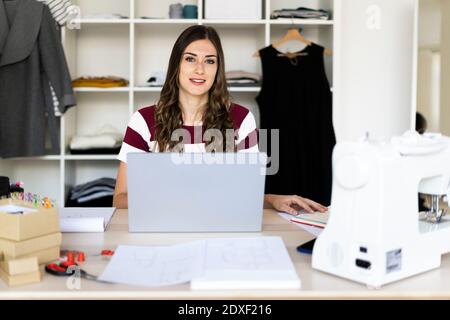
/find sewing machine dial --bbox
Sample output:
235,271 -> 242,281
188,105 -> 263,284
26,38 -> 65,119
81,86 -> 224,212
335,155 -> 370,189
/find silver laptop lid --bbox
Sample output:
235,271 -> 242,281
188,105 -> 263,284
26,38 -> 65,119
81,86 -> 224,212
127,152 -> 267,232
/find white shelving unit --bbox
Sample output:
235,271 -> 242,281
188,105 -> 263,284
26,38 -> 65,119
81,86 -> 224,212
0,0 -> 334,206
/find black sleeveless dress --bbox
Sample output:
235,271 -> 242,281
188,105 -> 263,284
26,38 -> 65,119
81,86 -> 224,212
256,43 -> 336,205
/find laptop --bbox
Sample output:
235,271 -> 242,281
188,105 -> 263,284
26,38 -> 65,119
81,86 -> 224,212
127,152 -> 267,232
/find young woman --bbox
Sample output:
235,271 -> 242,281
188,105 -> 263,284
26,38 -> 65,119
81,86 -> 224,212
113,25 -> 327,215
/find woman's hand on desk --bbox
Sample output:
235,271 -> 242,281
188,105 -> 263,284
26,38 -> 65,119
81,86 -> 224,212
265,194 -> 328,216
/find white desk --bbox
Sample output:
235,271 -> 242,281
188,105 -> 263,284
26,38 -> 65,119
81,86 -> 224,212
2,209 -> 450,299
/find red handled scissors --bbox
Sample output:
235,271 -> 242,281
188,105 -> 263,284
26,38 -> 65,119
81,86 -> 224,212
45,262 -> 98,281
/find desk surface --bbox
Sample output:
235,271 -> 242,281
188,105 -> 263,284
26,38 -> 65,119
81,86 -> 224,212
2,209 -> 450,299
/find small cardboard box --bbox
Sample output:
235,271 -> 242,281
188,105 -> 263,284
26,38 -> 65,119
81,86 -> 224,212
0,268 -> 41,287
0,256 -> 38,276
0,199 -> 60,241
21,246 -> 60,265
0,232 -> 62,259
0,246 -> 60,265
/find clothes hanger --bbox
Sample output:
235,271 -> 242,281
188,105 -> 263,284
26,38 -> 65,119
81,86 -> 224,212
253,20 -> 332,58
271,28 -> 311,59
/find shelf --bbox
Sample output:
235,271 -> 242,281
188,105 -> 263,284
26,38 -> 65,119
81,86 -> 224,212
64,155 -> 119,160
228,86 -> 261,92
134,87 -> 261,92
269,19 -> 334,26
75,18 -> 333,26
74,87 -> 130,92
133,19 -> 199,24
7,155 -> 121,161
76,19 -> 131,24
203,19 -> 266,26
134,87 -> 162,92
6,155 -> 62,161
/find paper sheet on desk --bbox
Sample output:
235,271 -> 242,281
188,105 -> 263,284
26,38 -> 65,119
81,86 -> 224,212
59,207 -> 115,232
190,237 -> 301,290
98,243 -> 206,287
98,237 -> 301,289
278,212 -> 323,236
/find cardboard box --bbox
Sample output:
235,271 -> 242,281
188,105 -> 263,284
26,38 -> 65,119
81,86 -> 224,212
0,246 -> 60,265
0,199 -> 60,241
21,246 -> 60,265
0,232 -> 62,258
204,0 -> 262,19
0,256 -> 38,276
0,268 -> 41,287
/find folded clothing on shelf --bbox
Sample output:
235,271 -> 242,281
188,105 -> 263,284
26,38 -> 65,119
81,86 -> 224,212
69,125 -> 123,154
70,134 -> 122,150
66,177 -> 116,207
271,7 -> 331,20
69,147 -> 121,155
82,13 -> 128,19
140,71 -> 167,87
72,76 -> 129,88
226,70 -> 261,86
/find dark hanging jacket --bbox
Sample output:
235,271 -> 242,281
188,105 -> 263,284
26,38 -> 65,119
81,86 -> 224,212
0,0 -> 75,158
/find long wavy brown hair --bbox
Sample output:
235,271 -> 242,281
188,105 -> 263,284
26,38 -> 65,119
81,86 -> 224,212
154,25 -> 235,152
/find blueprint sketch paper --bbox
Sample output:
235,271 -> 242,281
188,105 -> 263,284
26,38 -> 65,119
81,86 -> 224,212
190,237 -> 301,290
98,237 -> 300,289
98,243 -> 206,287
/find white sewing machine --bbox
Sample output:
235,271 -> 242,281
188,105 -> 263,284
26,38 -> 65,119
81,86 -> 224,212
312,131 -> 450,288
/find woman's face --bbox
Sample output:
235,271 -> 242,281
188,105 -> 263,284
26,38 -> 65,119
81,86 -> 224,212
178,39 -> 218,97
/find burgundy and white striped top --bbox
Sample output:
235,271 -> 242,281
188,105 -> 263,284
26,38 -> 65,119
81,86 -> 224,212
117,104 -> 259,162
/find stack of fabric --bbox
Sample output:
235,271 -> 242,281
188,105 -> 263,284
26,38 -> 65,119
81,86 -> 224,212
69,125 -> 123,155
271,7 -> 331,20
72,76 -> 129,88
226,70 -> 261,87
66,178 -> 116,207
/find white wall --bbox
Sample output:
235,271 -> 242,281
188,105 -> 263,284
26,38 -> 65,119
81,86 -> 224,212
333,0 -> 418,141
418,0 -> 441,48
416,0 -> 441,132
417,50 -> 440,132
440,0 -> 450,135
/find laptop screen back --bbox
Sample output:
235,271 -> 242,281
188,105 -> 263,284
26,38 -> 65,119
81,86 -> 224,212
127,153 -> 267,232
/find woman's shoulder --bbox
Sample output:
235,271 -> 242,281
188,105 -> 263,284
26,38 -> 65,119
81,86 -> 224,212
131,105 -> 157,125
135,105 -> 157,118
229,103 -> 255,129
128,105 -> 157,137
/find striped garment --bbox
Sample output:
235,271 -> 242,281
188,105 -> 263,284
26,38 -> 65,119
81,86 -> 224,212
38,0 -> 77,116
36,0 -> 76,26
117,104 -> 259,162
